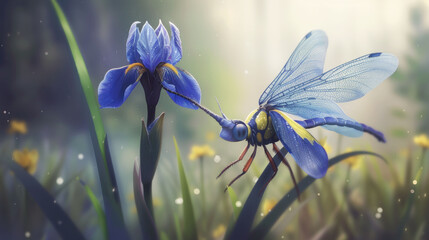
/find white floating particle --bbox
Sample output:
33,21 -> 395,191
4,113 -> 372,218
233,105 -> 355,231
53,200 -> 57,204
398,198 -> 401,202
260,213 -> 264,216
44,51 -> 48,56
78,153 -> 84,160
112,188 -> 116,192
175,197 -> 183,205
317,192 -> 321,197
25,231 -> 31,238
235,201 -> 242,207
413,180 -> 417,185
56,177 -> 64,185
377,207 -> 383,213
193,188 -> 200,195
410,189 -> 415,194
57,220 -> 62,225
244,70 -> 249,75
375,213 -> 381,219
214,155 -> 221,163
424,193 -> 427,197
3,110 -> 6,114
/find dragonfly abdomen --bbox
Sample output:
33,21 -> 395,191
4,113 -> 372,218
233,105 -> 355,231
296,117 -> 385,142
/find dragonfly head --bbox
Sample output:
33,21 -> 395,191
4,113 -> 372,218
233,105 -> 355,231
219,118 -> 248,142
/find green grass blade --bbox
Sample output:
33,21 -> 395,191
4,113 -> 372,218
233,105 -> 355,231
227,187 -> 240,222
79,179 -> 107,240
50,0 -> 105,159
173,137 -> 198,240
6,160 -> 86,240
249,151 -> 385,240
50,1 -> 129,238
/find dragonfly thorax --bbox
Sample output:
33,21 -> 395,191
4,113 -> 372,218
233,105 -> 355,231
244,108 -> 278,146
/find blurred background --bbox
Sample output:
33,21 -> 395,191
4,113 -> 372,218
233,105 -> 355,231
1,0 -> 429,239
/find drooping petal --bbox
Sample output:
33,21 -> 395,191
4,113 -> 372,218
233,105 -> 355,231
137,22 -> 162,73
126,21 -> 141,64
98,66 -> 141,108
160,66 -> 200,109
168,22 -> 182,65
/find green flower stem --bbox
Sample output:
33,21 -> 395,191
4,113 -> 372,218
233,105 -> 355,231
199,157 -> 207,236
396,148 -> 427,239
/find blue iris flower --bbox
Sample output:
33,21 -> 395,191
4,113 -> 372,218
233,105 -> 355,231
98,21 -> 201,125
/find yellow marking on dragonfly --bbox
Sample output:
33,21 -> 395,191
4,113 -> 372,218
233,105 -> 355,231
246,123 -> 251,138
245,109 -> 258,124
264,116 -> 274,140
272,110 -> 317,144
255,111 -> 268,131
163,63 -> 179,75
125,62 -> 145,74
256,132 -> 263,143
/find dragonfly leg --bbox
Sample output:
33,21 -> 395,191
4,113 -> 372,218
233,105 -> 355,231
273,143 -> 301,200
224,145 -> 257,191
259,145 -> 278,194
217,142 -> 250,179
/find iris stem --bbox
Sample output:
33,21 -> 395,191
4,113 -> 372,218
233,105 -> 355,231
143,183 -> 154,217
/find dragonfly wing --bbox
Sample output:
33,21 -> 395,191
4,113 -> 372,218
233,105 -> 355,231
267,53 -> 398,105
269,110 -> 328,178
274,99 -> 364,137
259,30 -> 328,105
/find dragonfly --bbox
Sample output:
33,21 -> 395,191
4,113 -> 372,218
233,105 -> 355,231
162,30 -> 398,191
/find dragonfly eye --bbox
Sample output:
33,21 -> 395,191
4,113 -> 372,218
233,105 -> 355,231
233,123 -> 248,141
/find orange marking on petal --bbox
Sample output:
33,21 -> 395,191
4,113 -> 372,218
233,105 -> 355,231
125,62 -> 145,74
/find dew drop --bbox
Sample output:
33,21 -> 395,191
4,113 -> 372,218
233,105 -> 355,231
235,201 -> 242,207
56,177 -> 64,185
214,155 -> 221,163
193,188 -> 200,195
175,197 -> 183,205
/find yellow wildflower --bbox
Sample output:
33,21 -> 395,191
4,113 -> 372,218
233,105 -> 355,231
8,120 -> 27,134
188,145 -> 215,161
212,224 -> 226,239
153,197 -> 163,207
414,134 -> 429,148
319,138 -> 332,155
205,131 -> 216,141
12,149 -> 39,174
343,148 -> 363,169
262,199 -> 277,215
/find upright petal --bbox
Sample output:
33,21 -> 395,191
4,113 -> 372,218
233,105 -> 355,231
160,66 -> 201,109
137,22 -> 162,73
126,21 -> 141,64
98,66 -> 141,108
155,20 -> 171,63
168,22 -> 182,65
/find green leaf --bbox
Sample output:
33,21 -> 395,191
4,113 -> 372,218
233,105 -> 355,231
227,187 -> 240,222
249,151 -> 385,240
133,161 -> 159,240
173,137 -> 198,240
140,113 -> 165,214
6,160 -> 86,240
50,1 -> 129,239
79,179 -> 107,240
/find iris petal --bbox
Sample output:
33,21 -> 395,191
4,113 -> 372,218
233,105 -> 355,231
137,22 -> 162,73
155,21 -> 171,63
126,21 -> 141,64
98,66 -> 141,108
160,66 -> 201,109
169,22 -> 182,65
